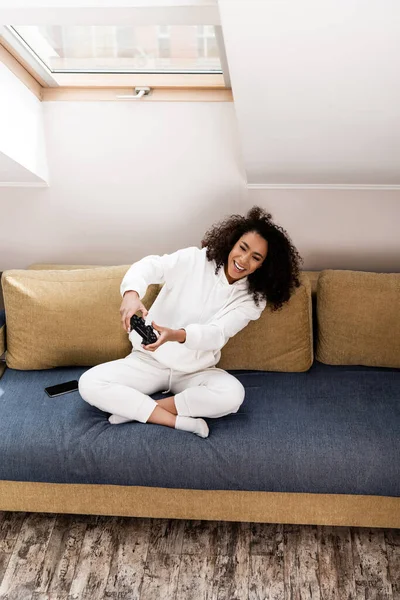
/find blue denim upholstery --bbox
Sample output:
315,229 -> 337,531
0,360 -> 399,496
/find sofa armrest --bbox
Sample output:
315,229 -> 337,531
0,309 -> 5,356
0,309 -> 6,379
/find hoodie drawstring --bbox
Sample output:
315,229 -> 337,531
162,368 -> 173,394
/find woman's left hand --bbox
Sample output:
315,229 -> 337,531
142,321 -> 178,352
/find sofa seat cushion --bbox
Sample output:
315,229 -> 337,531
0,360 -> 399,497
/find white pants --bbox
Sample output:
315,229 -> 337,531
78,350 -> 246,423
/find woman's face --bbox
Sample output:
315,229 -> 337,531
225,231 -> 268,284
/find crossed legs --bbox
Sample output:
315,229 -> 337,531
78,354 -> 245,431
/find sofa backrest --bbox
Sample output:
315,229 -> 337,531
1,264 -> 399,371
1,264 -> 313,372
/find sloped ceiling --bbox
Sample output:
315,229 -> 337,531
0,61 -> 48,186
218,0 -> 400,185
0,150 -> 45,184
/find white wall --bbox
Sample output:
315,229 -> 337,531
0,98 -> 399,316
0,100 -> 247,270
0,63 -> 48,184
219,0 -> 400,185
0,97 -> 398,276
246,189 -> 400,272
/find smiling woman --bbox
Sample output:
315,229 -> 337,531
202,205 -> 304,311
225,232 -> 267,283
78,205 -> 304,439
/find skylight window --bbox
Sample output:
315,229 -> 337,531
10,25 -> 222,75
0,3 -> 229,90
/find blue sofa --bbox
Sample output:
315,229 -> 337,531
0,268 -> 399,529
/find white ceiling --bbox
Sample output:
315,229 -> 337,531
0,0 -> 399,187
218,0 -> 400,186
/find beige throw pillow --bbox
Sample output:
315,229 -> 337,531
2,265 -> 313,372
1,267 -> 158,370
316,270 -> 400,368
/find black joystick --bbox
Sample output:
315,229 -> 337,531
130,315 -> 158,346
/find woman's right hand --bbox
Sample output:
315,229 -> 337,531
120,290 -> 149,333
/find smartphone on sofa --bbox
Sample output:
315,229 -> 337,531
45,380 -> 79,397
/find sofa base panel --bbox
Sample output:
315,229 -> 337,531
0,481 -> 399,528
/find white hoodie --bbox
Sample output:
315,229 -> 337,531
120,245 -> 266,374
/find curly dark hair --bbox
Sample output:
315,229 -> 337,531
200,205 -> 304,312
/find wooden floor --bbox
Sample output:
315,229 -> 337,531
0,511 -> 398,600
